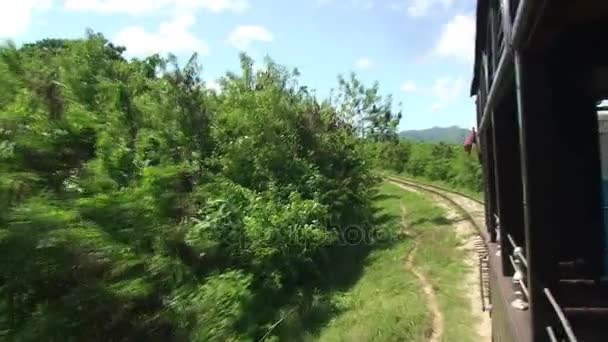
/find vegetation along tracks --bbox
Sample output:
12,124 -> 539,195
386,176 -> 486,240
385,176 -> 491,316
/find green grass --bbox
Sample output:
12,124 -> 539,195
376,182 -> 480,342
313,241 -> 427,342
382,171 -> 484,202
307,182 -> 479,342
313,183 -> 436,342
415,226 -> 480,342
388,181 -> 480,342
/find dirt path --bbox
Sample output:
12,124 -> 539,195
400,202 -> 444,342
393,181 -> 492,342
404,239 -> 444,342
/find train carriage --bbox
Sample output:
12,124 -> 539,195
472,0 -> 608,341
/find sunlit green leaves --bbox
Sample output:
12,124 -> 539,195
0,33 -> 386,341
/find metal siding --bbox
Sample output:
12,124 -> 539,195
598,112 -> 608,276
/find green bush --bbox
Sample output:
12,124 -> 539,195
371,139 -> 482,193
0,33 -> 397,340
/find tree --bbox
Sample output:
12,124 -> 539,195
331,72 -> 401,141
0,34 -> 381,341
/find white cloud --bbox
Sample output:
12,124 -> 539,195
431,76 -> 465,111
0,0 -> 52,38
197,0 -> 248,12
400,81 -> 417,93
389,0 -> 453,17
412,0 -> 453,17
434,14 -> 475,63
317,0 -> 374,9
355,57 -> 374,70
227,25 -> 273,51
115,14 -> 209,56
64,0 -> 249,15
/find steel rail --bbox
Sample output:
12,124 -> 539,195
385,176 -> 484,205
386,175 -> 578,342
385,176 -> 491,312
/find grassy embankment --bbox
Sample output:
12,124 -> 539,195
308,182 -> 479,341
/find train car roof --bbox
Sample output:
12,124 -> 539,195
470,0 -> 608,97
469,0 -> 487,97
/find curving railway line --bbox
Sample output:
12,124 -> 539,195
385,176 -> 491,314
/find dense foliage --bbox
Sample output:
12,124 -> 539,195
405,141 -> 482,192
367,140 -> 482,193
0,33 -> 402,341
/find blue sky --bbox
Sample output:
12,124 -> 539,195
1,0 -> 477,130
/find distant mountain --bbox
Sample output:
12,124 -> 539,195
399,126 -> 470,144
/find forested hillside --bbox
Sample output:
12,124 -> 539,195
399,126 -> 469,143
0,33 -> 402,341
0,32 -> 481,341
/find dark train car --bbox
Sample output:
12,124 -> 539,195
471,1 -> 608,341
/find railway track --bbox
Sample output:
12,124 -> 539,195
385,176 -> 491,314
